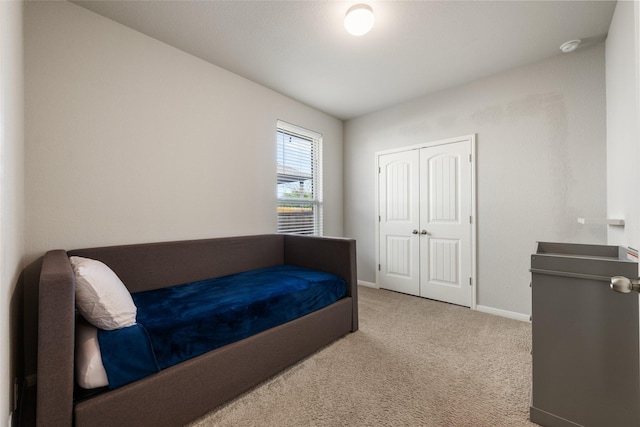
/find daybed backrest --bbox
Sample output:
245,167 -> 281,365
68,234 -> 285,293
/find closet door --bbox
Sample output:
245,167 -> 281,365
419,141 -> 472,307
378,150 -> 420,296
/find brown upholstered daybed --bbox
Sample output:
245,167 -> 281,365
36,234 -> 358,427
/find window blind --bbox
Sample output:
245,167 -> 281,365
276,121 -> 323,235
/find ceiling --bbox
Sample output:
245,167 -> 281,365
71,0 -> 617,121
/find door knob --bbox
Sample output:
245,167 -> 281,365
412,229 -> 419,234
610,276 -> 640,293
420,230 -> 428,235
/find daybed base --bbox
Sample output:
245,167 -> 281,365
75,298 -> 353,427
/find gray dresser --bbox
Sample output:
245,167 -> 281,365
530,242 -> 639,427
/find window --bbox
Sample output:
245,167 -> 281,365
276,120 -> 323,235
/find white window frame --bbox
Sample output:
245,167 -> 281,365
276,120 -> 323,236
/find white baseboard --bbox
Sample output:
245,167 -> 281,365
476,305 -> 530,322
357,280 -> 378,289
355,285 -> 529,322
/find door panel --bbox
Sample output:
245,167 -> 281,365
429,154 -> 459,223
429,238 -> 459,285
420,141 -> 472,306
379,150 -> 420,296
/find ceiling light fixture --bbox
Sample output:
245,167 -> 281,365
344,4 -> 375,36
560,39 -> 581,53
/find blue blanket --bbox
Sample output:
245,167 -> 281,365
97,265 -> 347,389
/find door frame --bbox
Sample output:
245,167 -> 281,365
375,134 -> 478,310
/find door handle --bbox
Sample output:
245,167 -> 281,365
412,229 -> 419,235
421,230 -> 428,235
610,276 -> 640,294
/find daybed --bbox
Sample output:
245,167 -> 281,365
36,234 -> 358,427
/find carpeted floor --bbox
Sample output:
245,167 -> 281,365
187,286 -> 537,426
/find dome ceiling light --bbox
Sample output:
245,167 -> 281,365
344,4 -> 375,36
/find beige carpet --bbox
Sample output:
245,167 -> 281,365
187,286 -> 536,427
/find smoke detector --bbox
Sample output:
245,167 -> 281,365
560,39 -> 581,53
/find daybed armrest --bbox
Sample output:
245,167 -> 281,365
37,250 -> 75,427
283,235 -> 358,331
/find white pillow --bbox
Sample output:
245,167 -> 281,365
70,256 -> 137,330
75,320 -> 109,389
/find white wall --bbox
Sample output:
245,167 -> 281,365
24,1 -> 343,264
344,45 -> 607,317
606,0 -> 640,249
1,0 -> 25,423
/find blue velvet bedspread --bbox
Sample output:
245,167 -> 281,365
97,265 -> 347,389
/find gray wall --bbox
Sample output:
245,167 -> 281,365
24,1 -> 344,264
606,1 -> 640,249
344,44 -> 607,317
1,0 -> 25,423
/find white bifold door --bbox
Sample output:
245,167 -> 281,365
378,137 -> 474,307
